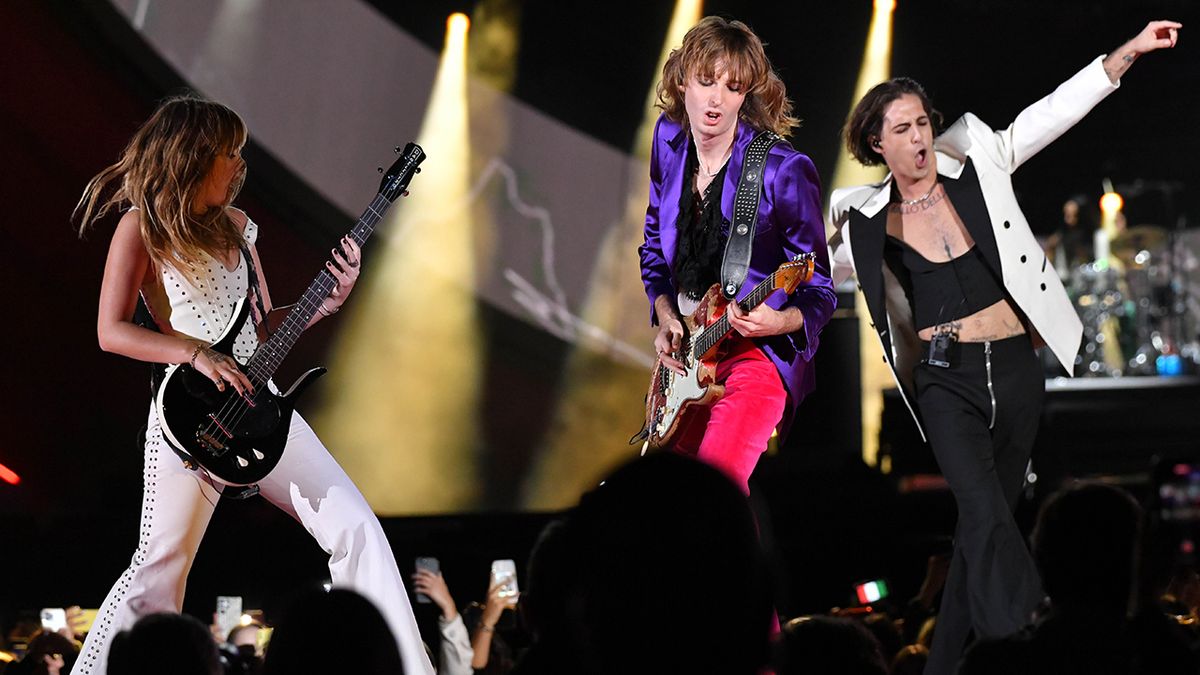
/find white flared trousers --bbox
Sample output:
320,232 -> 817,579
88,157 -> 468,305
76,406 -> 434,675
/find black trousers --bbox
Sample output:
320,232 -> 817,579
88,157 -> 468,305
916,334 -> 1045,675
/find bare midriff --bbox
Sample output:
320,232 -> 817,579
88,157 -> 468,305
887,184 -> 1026,343
916,298 -> 1025,342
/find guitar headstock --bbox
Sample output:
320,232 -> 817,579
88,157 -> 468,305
378,143 -> 426,202
773,251 -> 816,294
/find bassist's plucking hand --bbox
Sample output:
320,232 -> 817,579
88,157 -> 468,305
192,344 -> 254,398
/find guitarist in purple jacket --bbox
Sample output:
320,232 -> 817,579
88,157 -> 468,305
638,16 -> 836,493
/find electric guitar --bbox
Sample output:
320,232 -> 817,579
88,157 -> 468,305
155,143 -> 426,486
639,252 -> 816,451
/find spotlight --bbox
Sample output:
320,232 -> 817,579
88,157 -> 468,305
0,462 -> 19,485
447,12 -> 470,34
1099,191 -> 1124,214
310,5 -> 482,515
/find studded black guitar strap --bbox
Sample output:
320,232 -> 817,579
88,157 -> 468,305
720,130 -> 787,299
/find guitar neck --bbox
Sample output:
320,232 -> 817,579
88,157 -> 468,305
245,193 -> 393,385
694,274 -> 778,356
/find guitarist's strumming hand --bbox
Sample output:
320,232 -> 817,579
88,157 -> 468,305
727,301 -> 804,338
653,294 -> 687,376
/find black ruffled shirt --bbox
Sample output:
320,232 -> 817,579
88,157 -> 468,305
673,146 -> 730,301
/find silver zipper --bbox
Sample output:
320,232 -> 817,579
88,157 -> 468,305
984,341 -> 996,430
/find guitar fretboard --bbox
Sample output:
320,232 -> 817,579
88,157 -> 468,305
693,273 -> 779,357
244,193 -> 393,386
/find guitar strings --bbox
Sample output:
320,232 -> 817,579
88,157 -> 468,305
205,213 -> 378,443
206,272 -> 337,439
202,194 -> 386,440
189,175 -> 414,474
685,254 -> 810,358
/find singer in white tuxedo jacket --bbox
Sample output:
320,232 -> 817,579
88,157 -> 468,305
826,21 -> 1181,675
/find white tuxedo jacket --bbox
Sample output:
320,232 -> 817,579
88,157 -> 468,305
827,56 -> 1119,438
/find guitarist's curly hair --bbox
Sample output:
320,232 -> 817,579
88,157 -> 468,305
655,16 -> 798,138
74,95 -> 248,281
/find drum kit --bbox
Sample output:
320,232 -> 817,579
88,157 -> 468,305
1069,225 -> 1200,377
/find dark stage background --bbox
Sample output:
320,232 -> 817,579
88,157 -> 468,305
2,0 -> 1198,623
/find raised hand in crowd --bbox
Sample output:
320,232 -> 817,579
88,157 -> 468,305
472,580 -> 519,670
412,568 -> 460,622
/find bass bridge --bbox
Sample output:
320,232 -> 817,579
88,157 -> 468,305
196,413 -> 234,455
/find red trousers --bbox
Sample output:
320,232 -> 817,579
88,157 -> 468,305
671,337 -> 788,494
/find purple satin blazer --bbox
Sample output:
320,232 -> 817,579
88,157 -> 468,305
638,115 -> 836,438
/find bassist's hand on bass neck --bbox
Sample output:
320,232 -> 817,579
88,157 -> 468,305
308,235 -> 362,328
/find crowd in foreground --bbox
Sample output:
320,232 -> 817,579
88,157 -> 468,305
3,453 -> 1199,675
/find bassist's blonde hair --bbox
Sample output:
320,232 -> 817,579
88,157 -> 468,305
75,95 -> 248,278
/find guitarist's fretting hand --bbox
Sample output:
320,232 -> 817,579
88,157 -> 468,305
653,294 -> 687,375
727,300 -> 805,338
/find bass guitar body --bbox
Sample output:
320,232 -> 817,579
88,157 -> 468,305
155,298 -> 324,486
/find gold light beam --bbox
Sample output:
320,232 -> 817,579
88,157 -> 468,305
831,0 -> 895,199
523,0 -> 704,509
829,0 -> 895,471
468,0 -> 520,92
313,13 -> 483,515
464,0 -> 522,279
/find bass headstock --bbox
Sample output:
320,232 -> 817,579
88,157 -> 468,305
378,143 -> 426,202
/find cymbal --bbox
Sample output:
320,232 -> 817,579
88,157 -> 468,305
1111,225 -> 1167,265
1112,225 -> 1167,252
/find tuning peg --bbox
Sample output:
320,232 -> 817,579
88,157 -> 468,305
377,167 -> 383,173
394,146 -> 400,153
415,167 -> 421,173
402,190 -> 410,197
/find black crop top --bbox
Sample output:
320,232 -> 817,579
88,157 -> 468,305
883,235 -> 1006,331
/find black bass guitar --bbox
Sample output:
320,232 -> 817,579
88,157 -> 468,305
155,143 -> 426,486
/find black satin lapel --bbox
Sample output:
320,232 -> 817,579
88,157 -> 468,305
943,159 -> 1002,278
849,207 -> 889,333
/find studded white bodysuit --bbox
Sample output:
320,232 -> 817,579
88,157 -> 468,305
146,218 -> 260,364
76,214 -> 435,675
